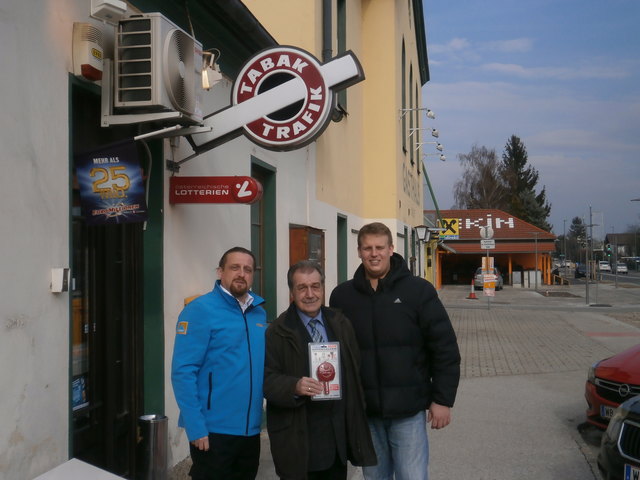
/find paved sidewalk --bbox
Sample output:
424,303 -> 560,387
251,282 -> 640,480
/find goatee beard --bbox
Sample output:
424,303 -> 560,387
230,282 -> 248,298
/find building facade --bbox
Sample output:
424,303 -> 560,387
0,1 -> 431,478
425,209 -> 557,289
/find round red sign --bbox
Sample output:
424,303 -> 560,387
232,46 -> 332,150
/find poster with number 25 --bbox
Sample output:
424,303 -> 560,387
75,139 -> 148,225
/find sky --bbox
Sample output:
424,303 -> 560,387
420,0 -> 640,240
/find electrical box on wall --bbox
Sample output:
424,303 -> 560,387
90,0 -> 127,25
51,268 -> 70,293
72,22 -> 104,81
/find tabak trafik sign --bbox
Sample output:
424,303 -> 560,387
174,45 -> 365,204
187,45 -> 365,153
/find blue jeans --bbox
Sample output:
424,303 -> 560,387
363,411 -> 429,480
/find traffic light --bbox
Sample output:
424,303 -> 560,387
605,243 -> 612,257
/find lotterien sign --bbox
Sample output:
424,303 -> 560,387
169,176 -> 263,204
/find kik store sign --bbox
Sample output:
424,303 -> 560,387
440,214 -> 516,240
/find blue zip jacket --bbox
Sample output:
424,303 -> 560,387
171,281 -> 267,441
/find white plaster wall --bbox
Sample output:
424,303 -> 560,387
161,79 -> 367,467
0,1 -> 105,477
160,77 -> 313,464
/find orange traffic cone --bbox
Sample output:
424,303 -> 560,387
467,279 -> 478,299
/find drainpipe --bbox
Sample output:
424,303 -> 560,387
422,159 -> 442,223
322,0 -> 332,62
323,0 -> 345,122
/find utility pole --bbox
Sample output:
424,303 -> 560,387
533,232 -> 539,290
563,219 -> 567,277
584,206 -> 600,305
613,236 -> 618,288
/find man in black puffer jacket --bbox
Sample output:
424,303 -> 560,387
329,222 -> 460,480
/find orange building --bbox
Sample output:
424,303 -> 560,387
425,209 -> 557,289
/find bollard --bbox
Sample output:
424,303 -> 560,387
137,414 -> 168,480
467,279 -> 478,299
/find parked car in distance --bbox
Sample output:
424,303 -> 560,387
585,344 -> 640,430
614,263 -> 628,274
575,264 -> 587,278
598,261 -> 612,272
598,395 -> 640,480
473,267 -> 504,290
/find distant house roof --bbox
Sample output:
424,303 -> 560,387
605,233 -> 636,245
425,209 -> 557,255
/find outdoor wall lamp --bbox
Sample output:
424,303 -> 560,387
415,225 -> 447,243
408,127 -> 439,138
423,153 -> 446,161
415,141 -> 443,152
400,107 -> 436,118
415,225 -> 430,243
202,49 -> 223,90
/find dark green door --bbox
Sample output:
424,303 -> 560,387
70,81 -> 143,478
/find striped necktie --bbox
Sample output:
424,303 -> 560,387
309,319 -> 323,343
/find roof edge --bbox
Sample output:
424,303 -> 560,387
412,0 -> 430,85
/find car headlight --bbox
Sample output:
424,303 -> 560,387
587,363 -> 598,384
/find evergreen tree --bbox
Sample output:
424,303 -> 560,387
568,216 -> 586,240
567,216 -> 587,262
500,135 -> 552,230
519,190 -> 551,231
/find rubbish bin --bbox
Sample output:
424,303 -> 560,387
137,414 -> 168,480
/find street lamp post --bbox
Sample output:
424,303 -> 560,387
414,225 -> 429,278
633,199 -> 640,270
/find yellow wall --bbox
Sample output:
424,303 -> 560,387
243,0 -> 424,227
242,1 -> 321,53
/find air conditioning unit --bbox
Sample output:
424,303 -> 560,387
113,13 -> 203,124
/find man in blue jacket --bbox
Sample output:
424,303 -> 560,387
172,247 -> 267,480
330,223 -> 460,480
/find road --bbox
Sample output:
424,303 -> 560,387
600,270 -> 640,286
428,285 -> 638,480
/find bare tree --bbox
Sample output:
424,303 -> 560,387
453,144 -> 507,209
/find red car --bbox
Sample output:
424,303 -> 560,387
585,344 -> 640,429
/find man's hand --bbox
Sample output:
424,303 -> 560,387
428,403 -> 452,429
191,436 -> 209,451
295,376 -> 323,396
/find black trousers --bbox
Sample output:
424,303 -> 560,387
189,432 -> 260,480
279,454 -> 347,480
306,454 -> 347,480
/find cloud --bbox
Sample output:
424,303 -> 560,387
431,37 -> 533,55
483,38 -> 533,53
429,37 -> 471,54
480,62 -> 631,80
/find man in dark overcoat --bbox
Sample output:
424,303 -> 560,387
264,261 -> 376,480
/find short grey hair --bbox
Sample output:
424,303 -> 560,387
287,261 -> 325,289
